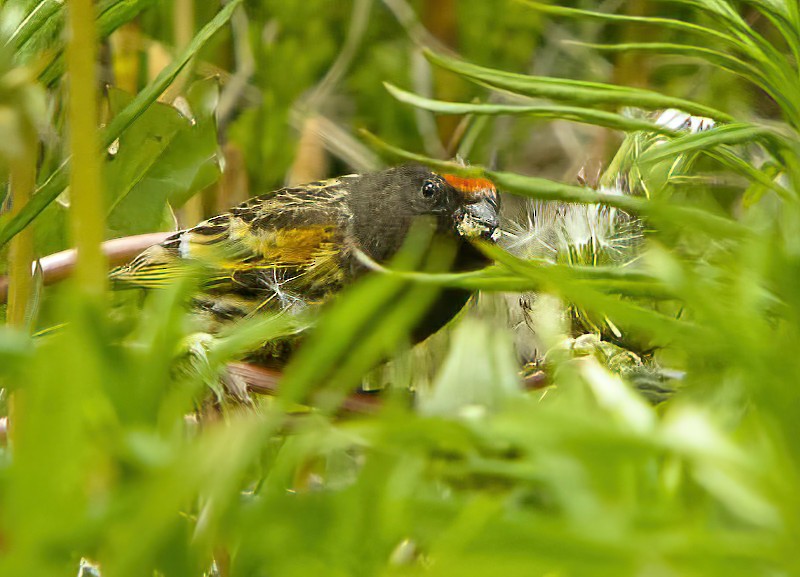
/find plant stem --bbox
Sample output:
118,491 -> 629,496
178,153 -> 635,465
66,0 -> 106,296
6,149 -> 36,327
174,0 -> 204,227
6,133 -> 36,448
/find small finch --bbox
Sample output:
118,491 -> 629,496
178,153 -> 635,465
111,164 -> 500,364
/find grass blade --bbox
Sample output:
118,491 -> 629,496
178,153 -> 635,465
636,124 -> 787,164
385,83 -> 676,134
7,0 -> 61,50
573,41 -> 800,126
480,242 -> 696,342
521,1 -> 737,45
424,49 -> 734,122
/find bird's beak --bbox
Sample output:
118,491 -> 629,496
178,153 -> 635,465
444,174 -> 501,242
455,196 -> 501,242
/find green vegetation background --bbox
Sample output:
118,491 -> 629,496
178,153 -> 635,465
1,1 -> 799,576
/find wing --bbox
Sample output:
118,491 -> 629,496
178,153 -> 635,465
110,178 -> 355,317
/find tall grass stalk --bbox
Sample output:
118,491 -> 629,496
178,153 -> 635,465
173,0 -> 203,227
66,0 -> 106,296
5,134 -> 36,447
6,144 -> 35,327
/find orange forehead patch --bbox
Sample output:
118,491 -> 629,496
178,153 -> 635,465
443,174 -> 497,202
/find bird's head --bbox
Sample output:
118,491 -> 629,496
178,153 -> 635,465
348,164 -> 500,262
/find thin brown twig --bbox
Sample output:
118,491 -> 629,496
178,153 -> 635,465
227,362 -> 384,414
0,232 -> 171,304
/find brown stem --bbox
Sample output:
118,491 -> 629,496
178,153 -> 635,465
227,362 -> 383,414
0,232 -> 171,305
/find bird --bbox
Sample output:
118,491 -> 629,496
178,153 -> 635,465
110,164 -> 501,366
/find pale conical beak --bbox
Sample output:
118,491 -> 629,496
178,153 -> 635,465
455,197 -> 500,242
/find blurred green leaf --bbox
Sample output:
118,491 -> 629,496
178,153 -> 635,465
0,325 -> 33,374
524,0 -> 798,111
480,241 -> 694,344
636,123 -> 792,164
38,1 -> 158,83
522,1 -> 738,45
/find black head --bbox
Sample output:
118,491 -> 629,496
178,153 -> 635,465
347,164 -> 500,263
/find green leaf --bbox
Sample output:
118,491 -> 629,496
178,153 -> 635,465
163,78 -> 223,208
368,264 -> 677,299
572,41 -> 762,82
479,242 -> 697,343
424,49 -> 734,122
740,160 -> 786,206
38,0 -> 158,85
6,0 -> 62,52
571,41 -> 800,127
636,124 -> 785,165
524,0 -> 800,121
488,168 -> 748,239
0,325 -> 33,375
100,0 -> 241,151
106,78 -> 223,237
385,83 -> 676,134
521,1 -> 738,46
104,87 -> 188,237
10,0 -> 158,82
658,0 -> 800,77
360,128 -> 480,174
708,148 -> 793,202
739,0 -> 800,69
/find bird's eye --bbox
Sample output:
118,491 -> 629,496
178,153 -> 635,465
421,179 -> 438,198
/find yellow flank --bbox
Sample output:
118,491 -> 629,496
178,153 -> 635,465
233,224 -> 345,290
245,225 -> 337,264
